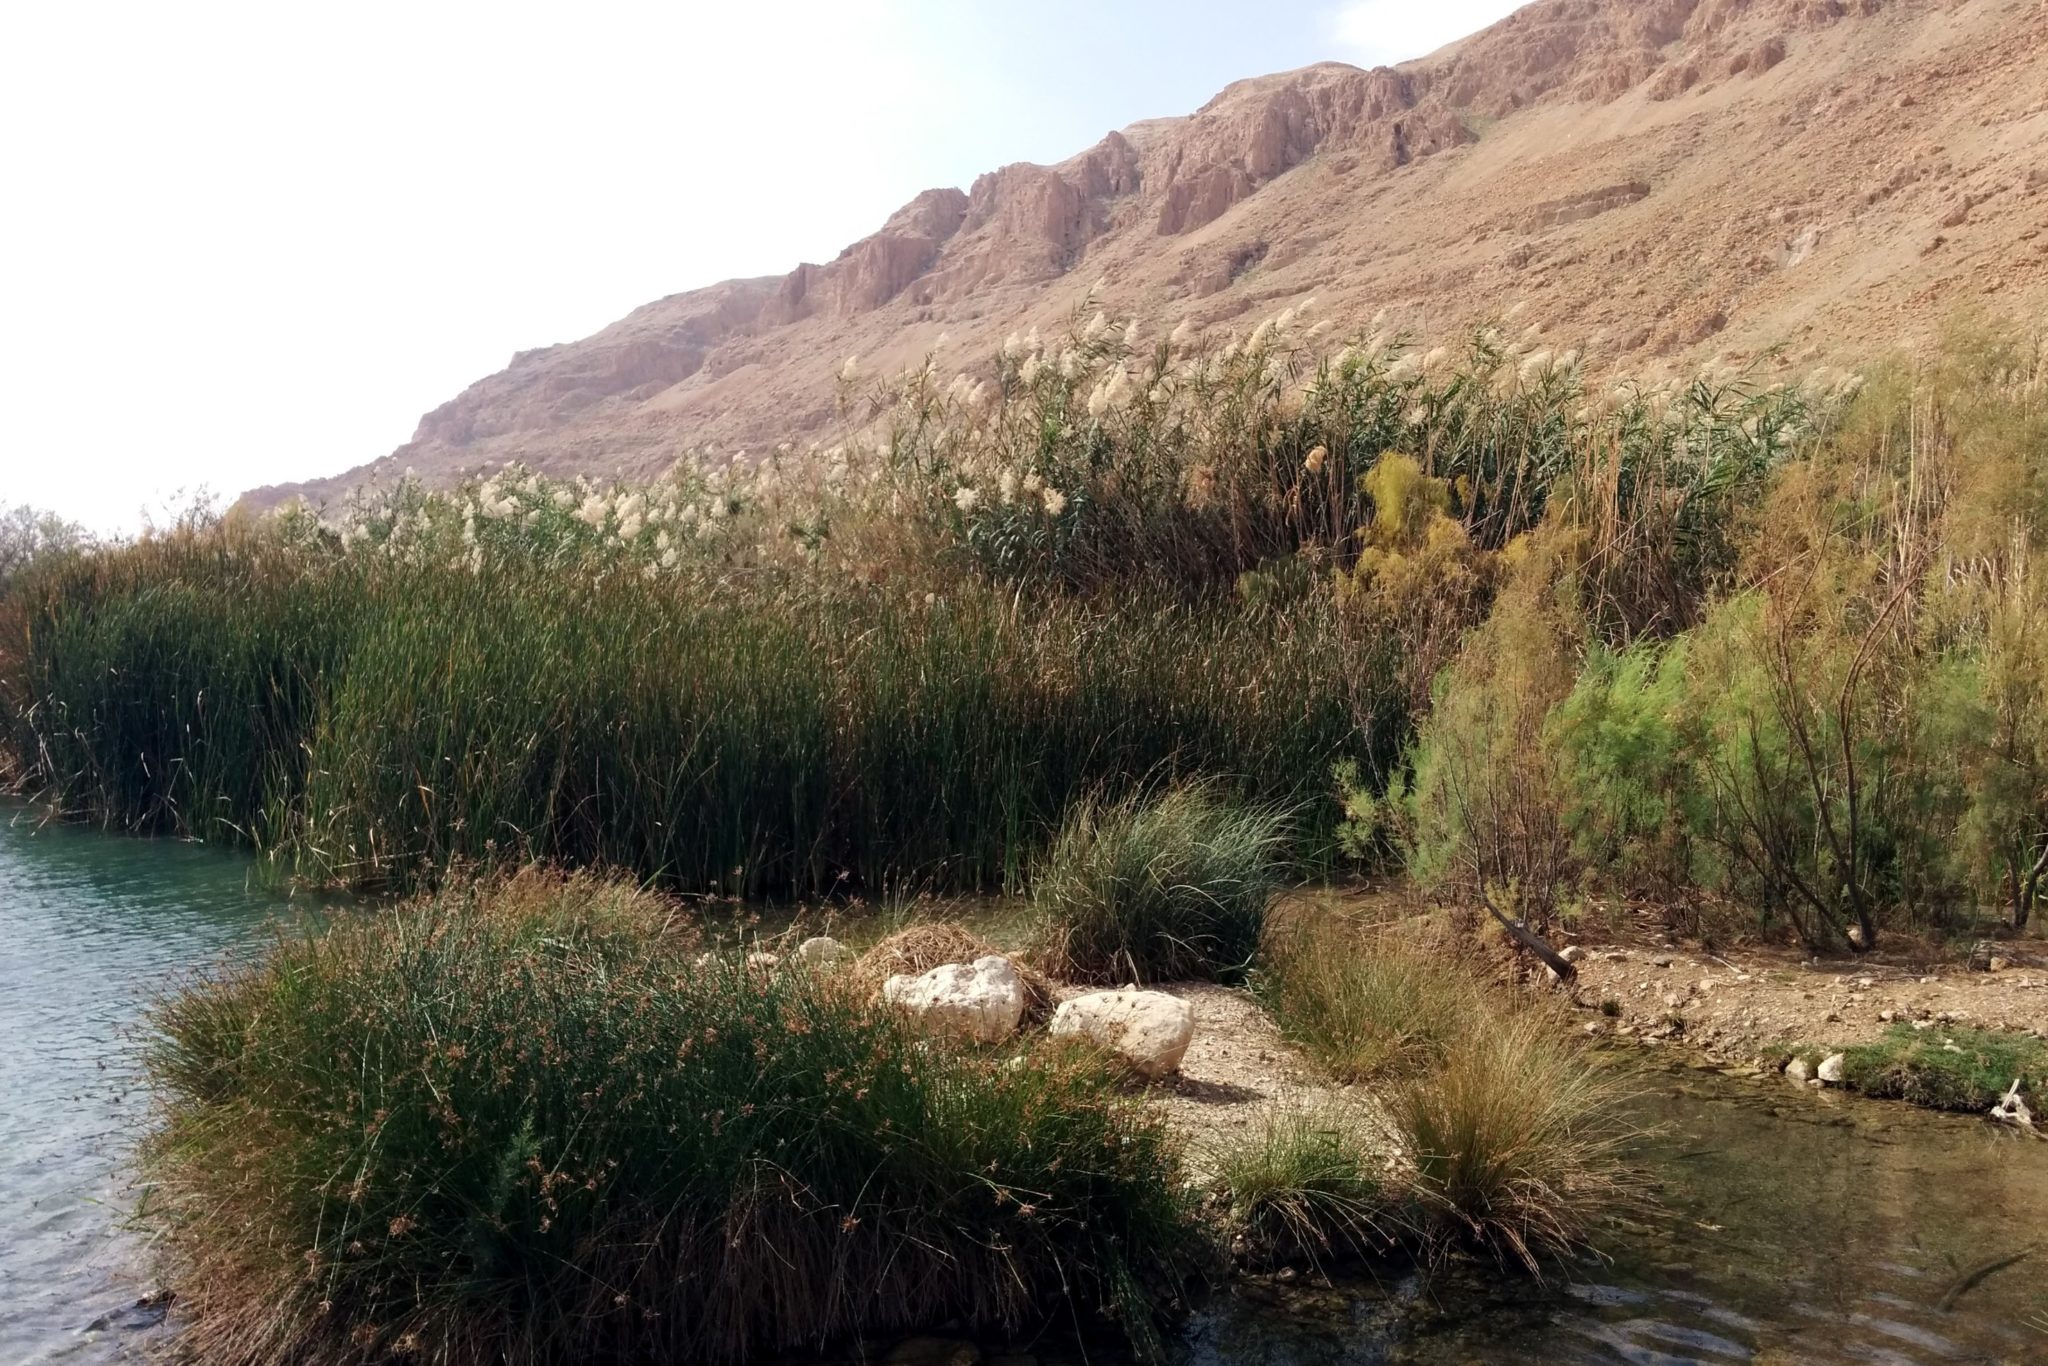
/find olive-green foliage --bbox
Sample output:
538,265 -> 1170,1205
1546,639 -> 1701,895
143,870 -> 1192,1366
0,502 -> 89,586
1030,785 -> 1290,984
1400,531 -> 1586,924
1474,328 -> 2048,947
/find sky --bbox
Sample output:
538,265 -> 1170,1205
1,0 -> 1524,531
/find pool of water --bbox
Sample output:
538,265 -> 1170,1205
0,812 -> 289,1364
1,812 -> 2042,1364
1187,1065 -> 2048,1363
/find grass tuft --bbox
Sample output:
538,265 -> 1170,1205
1804,1024 -> 2047,1111
1387,1011 -> 1639,1272
1213,1104 -> 1396,1268
1254,906 -> 1641,1272
1030,785 -> 1290,985
141,868 -> 1191,1366
1253,906 -> 1488,1081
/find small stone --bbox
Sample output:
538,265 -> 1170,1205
1785,1056 -> 1813,1083
1559,945 -> 1586,964
1653,956 -> 1674,969
1817,1053 -> 1846,1084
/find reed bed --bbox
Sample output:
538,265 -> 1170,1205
3,557 -> 1379,896
11,311 -> 2040,948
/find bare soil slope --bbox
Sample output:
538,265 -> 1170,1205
251,0 -> 2048,506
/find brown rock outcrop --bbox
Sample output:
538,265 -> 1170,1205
244,0 -> 2048,508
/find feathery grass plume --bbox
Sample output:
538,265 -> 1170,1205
1030,783 -> 1290,984
142,868 -> 1193,1366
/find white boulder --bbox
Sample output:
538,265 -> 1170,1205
1049,989 -> 1195,1079
1785,1056 -> 1813,1083
795,935 -> 854,969
1817,1052 -> 1847,1085
883,956 -> 1025,1043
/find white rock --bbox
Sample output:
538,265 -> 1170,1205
1049,989 -> 1195,1079
1785,1056 -> 1813,1083
795,935 -> 854,969
883,956 -> 1025,1044
1817,1052 -> 1846,1084
1558,945 -> 1585,964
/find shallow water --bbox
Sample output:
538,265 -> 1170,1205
0,813 -> 286,1363
1,814 -> 2042,1364
1187,1065 -> 2048,1363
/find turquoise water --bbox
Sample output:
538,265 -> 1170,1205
1,811 -> 2042,1364
0,812 -> 286,1363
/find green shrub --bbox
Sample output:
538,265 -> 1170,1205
142,870 -> 1192,1366
1214,1104 -> 1393,1266
1400,530 -> 1586,927
1030,785 -> 1289,984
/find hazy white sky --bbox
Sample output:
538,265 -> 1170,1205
2,0 -> 1522,530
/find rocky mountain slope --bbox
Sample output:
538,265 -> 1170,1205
252,0 -> 2048,506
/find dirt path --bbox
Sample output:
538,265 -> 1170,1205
1049,981 -> 1359,1176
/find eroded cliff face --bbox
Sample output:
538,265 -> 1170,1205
250,0 -> 2048,506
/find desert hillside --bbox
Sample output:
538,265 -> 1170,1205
251,0 -> 2048,506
